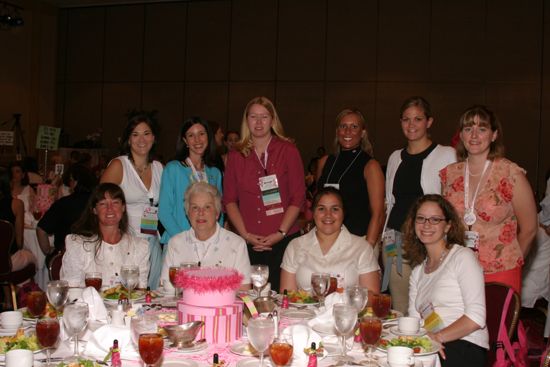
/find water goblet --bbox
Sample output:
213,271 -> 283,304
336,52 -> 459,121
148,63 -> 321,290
333,304 -> 358,363
138,333 -> 164,367
84,272 -> 102,291
311,272 -> 330,307
250,264 -> 269,298
359,315 -> 382,366
269,333 -> 293,367
36,317 -> 60,366
344,286 -> 368,314
27,290 -> 47,318
130,314 -> 159,346
120,264 -> 139,305
46,280 -> 69,312
248,317 -> 275,367
63,302 -> 89,358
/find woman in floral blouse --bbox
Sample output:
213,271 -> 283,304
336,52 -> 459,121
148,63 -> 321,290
440,105 -> 537,292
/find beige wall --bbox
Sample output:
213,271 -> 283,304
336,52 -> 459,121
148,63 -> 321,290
50,0 -> 550,196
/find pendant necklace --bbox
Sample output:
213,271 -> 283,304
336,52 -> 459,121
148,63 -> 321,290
463,159 -> 491,226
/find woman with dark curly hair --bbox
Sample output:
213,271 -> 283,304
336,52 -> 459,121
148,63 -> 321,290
404,194 -> 487,367
60,183 -> 150,288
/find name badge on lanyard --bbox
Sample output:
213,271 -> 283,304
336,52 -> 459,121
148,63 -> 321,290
140,199 -> 159,236
324,183 -> 340,190
259,174 -> 284,216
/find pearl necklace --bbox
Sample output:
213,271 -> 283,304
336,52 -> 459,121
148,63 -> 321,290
425,249 -> 449,273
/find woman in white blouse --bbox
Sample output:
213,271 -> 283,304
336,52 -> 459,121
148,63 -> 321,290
60,183 -> 150,289
280,187 -> 380,294
404,194 -> 487,367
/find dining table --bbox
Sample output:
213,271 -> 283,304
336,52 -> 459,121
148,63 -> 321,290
0,291 -> 442,367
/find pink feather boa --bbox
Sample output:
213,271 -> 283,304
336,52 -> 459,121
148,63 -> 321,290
174,267 -> 243,293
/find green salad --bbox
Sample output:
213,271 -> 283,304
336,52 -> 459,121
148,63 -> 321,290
379,336 -> 433,354
56,358 -> 103,367
0,334 -> 40,354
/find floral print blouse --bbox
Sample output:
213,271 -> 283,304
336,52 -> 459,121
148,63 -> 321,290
440,158 -> 524,274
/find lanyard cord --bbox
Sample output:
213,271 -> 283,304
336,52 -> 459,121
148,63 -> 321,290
325,149 -> 363,185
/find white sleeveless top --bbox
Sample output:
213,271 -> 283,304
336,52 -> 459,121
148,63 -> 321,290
117,156 -> 163,238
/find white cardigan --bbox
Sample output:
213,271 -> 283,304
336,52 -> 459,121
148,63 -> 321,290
384,144 -> 456,231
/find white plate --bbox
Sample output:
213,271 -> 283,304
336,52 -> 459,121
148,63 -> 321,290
236,357 -> 273,367
162,359 -> 198,367
16,307 -> 37,322
229,340 -> 267,356
381,310 -> 404,323
164,339 -> 208,354
377,337 -> 441,356
280,309 -> 316,320
311,323 -> 336,335
377,356 -> 423,367
389,326 -> 427,337
0,328 -> 19,336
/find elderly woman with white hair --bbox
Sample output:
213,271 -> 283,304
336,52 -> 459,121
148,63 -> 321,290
160,182 -> 251,291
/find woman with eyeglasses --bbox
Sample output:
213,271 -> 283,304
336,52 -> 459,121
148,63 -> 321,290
223,96 -> 305,292
316,108 -> 385,246
440,105 -> 537,293
404,194 -> 487,367
381,96 -> 456,313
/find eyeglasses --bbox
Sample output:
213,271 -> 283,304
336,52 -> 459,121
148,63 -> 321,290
248,114 -> 271,122
415,215 -> 446,225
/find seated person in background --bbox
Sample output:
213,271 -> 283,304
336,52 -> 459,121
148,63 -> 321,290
0,179 -> 36,272
161,182 -> 251,291
404,194 -> 487,367
280,187 -> 380,295
60,183 -> 150,289
36,164 -> 97,261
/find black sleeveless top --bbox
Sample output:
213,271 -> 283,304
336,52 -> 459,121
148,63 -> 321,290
317,149 -> 372,236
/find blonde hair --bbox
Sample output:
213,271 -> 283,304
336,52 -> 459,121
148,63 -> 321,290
333,108 -> 374,156
236,96 -> 289,157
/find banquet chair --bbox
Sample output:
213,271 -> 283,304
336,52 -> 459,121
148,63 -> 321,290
0,219 -> 36,310
485,282 -> 521,366
543,346 -> 549,367
48,250 -> 64,281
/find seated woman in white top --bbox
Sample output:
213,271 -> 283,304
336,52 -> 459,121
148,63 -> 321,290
404,194 -> 487,367
161,182 -> 251,291
280,187 -> 380,294
60,183 -> 150,289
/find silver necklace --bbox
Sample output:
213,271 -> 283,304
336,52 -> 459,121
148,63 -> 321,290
425,249 -> 449,273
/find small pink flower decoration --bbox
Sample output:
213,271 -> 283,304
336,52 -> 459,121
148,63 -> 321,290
175,267 -> 243,293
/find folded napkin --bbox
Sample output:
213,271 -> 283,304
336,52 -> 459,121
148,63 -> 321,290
281,324 -> 322,364
81,287 -> 108,322
84,324 -> 140,360
308,292 -> 345,326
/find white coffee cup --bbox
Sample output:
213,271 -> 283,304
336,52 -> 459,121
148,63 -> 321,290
0,311 -> 23,330
6,349 -> 33,367
398,316 -> 422,334
110,309 -> 125,326
387,346 -> 416,367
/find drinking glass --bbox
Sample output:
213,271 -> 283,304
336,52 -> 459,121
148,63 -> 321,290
84,272 -> 102,291
359,315 -> 382,366
46,280 -> 69,312
138,333 -> 164,367
36,317 -> 60,366
27,291 -> 47,318
269,333 -> 293,367
250,264 -> 269,298
120,265 -> 139,304
344,286 -> 368,314
130,315 -> 159,346
63,302 -> 89,358
372,293 -> 392,319
248,317 -> 275,367
168,266 -> 179,297
333,304 -> 358,363
311,272 -> 330,307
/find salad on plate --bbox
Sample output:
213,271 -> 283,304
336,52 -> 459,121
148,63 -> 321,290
378,336 -> 438,355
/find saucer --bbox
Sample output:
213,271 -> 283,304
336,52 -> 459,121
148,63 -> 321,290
230,340 -> 268,356
280,309 -> 316,320
164,339 -> 208,353
389,326 -> 427,337
0,328 -> 18,336
377,357 -> 423,367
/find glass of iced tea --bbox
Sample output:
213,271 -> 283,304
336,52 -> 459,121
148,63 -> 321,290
84,272 -> 102,291
138,333 -> 164,367
36,318 -> 60,366
168,266 -> 179,297
372,293 -> 392,319
270,334 -> 293,367
359,315 -> 382,365
27,291 -> 47,318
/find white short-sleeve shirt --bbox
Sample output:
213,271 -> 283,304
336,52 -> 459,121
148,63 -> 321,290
60,233 -> 150,288
281,226 -> 380,290
161,224 -> 251,290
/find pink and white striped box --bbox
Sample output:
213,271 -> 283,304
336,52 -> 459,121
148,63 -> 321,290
177,300 -> 243,344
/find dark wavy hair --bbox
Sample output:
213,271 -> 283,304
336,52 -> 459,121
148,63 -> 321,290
174,117 -> 215,167
312,186 -> 345,213
9,161 -> 30,187
71,183 -> 129,259
120,111 -> 160,163
402,194 -> 465,267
